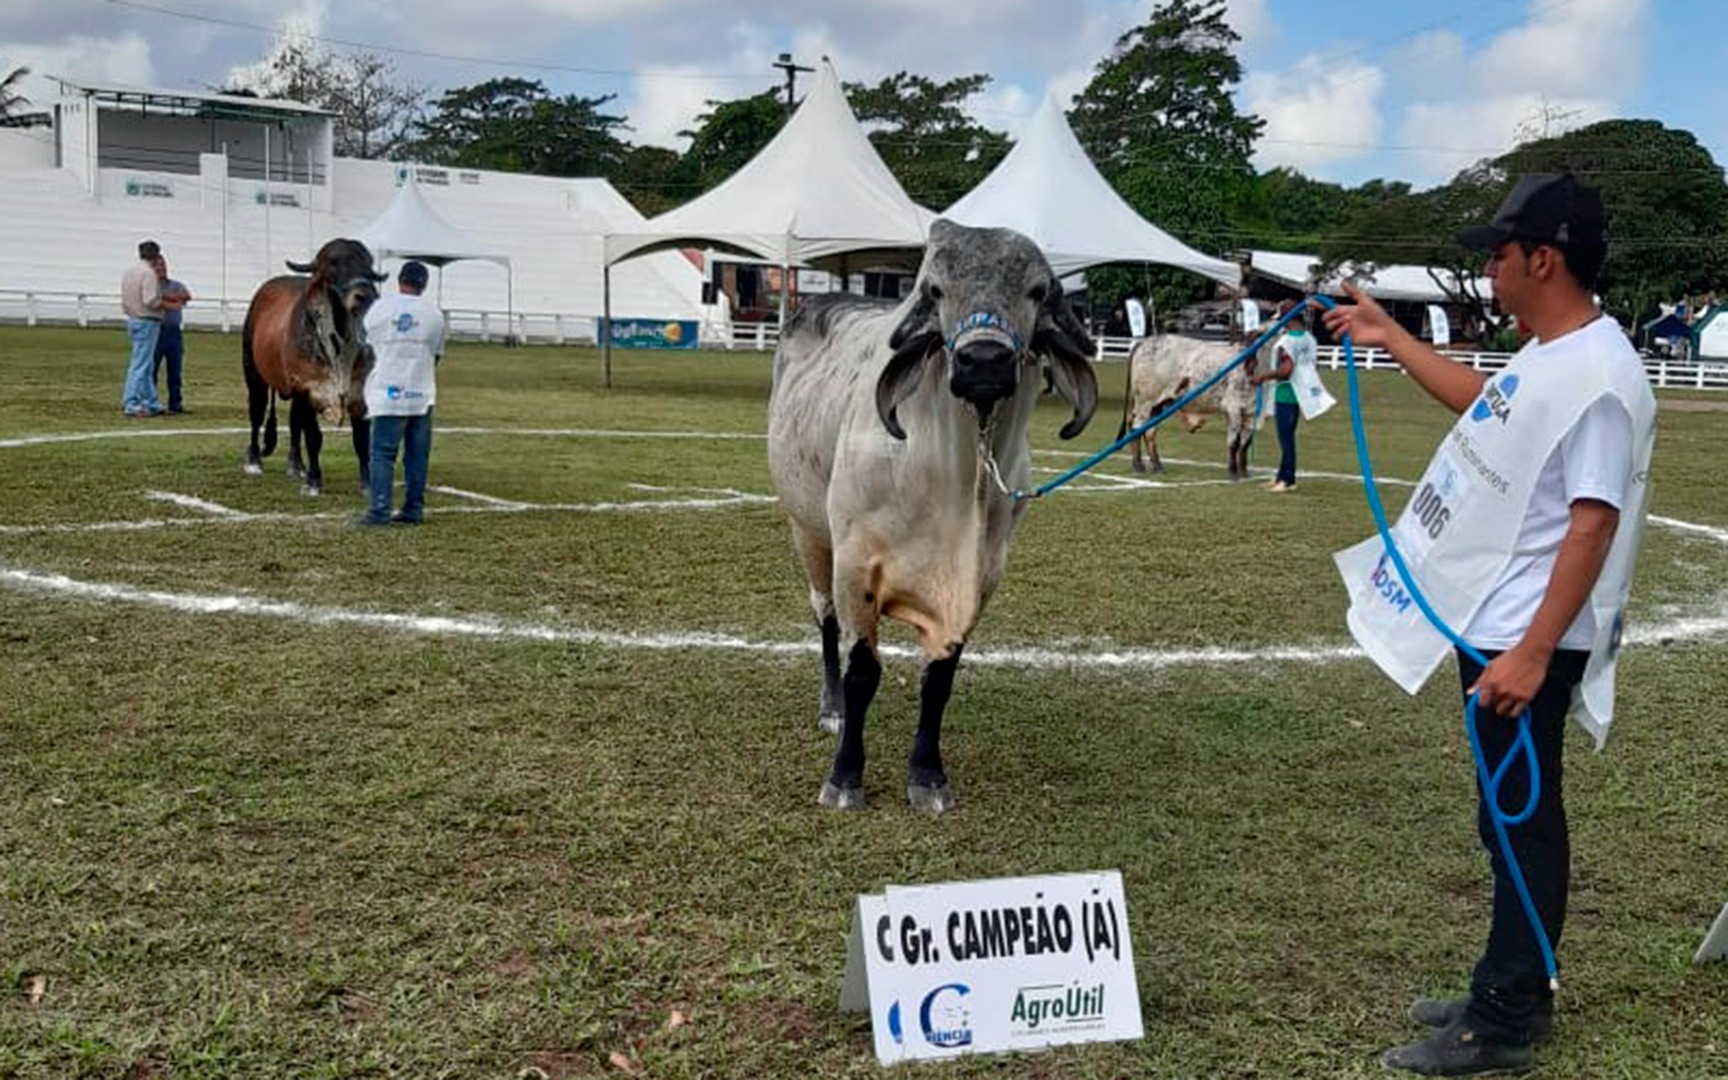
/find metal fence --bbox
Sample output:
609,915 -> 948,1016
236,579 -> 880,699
5,289 -> 1726,391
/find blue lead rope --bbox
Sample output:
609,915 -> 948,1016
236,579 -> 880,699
1016,295 -> 1558,989
1323,293 -> 1558,990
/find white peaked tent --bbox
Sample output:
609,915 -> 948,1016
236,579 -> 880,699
353,173 -> 515,333
599,59 -> 931,383
943,95 -> 1240,287
603,59 -> 930,269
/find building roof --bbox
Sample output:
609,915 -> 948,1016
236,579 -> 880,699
51,77 -> 333,124
1250,249 -> 1492,304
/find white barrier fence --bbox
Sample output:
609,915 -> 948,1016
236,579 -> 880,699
5,289 -> 1726,391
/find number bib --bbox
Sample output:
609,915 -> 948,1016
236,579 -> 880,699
1334,325 -> 1656,744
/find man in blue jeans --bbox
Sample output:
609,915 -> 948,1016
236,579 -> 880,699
150,254 -> 192,413
356,261 -> 447,526
119,240 -> 166,416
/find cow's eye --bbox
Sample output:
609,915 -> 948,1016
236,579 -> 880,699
1028,284 -> 1048,305
927,284 -> 944,302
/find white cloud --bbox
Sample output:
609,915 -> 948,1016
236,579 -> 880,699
1222,0 -> 1274,55
1473,0 -> 1649,98
1396,93 -> 1614,187
1246,54 -> 1385,171
1388,29 -> 1465,98
0,33 -> 156,101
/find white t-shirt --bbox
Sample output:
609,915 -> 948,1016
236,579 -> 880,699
363,293 -> 446,417
1463,321 -> 1637,650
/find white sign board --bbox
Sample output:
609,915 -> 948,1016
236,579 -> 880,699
841,871 -> 1143,1064
1240,298 -> 1262,333
1125,298 -> 1147,339
1427,304 -> 1452,347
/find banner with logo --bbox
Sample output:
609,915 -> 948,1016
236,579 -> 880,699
1426,305 -> 1452,347
841,871 -> 1143,1064
1125,298 -> 1147,339
603,317 -> 699,350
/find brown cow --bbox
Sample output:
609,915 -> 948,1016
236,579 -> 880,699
241,238 -> 386,496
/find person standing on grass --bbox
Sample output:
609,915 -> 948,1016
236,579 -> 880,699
1251,301 -> 1332,493
1324,173 -> 1656,1077
150,254 -> 192,414
119,240 -> 166,417
356,261 -> 446,527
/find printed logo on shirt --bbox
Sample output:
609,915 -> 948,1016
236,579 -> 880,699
394,312 -> 416,333
1470,373 -> 1519,424
385,386 -> 425,401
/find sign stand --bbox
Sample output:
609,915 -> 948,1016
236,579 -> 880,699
1696,902 -> 1728,963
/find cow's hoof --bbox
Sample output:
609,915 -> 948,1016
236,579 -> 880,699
242,462 -> 263,476
301,484 -> 322,498
287,463 -> 305,480
819,780 -> 865,810
907,783 -> 956,814
1130,459 -> 1147,475
817,711 -> 842,736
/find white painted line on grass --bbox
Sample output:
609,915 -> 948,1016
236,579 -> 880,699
1651,515 -> 1728,545
143,491 -> 248,517
0,427 -> 249,449
426,484 -> 530,508
440,426 -> 766,440
2,563 -> 1723,669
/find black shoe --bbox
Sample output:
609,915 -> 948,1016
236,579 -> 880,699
349,515 -> 389,528
389,512 -> 422,526
1409,998 -> 1553,1045
1382,1019 -> 1534,1076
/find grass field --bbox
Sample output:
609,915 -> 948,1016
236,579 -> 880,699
1,324 -> 1725,1079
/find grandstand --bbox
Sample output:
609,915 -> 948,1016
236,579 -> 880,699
0,79 -> 717,344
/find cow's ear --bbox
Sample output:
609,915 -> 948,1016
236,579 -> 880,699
1032,283 -> 1098,440
875,330 -> 940,440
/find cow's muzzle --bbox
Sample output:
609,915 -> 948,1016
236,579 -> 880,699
950,336 -> 1020,414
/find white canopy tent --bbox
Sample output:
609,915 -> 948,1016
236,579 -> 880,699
353,172 -> 515,336
1249,250 -> 1492,304
600,59 -> 931,383
942,95 -> 1241,288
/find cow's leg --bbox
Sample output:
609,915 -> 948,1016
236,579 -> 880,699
243,367 -> 269,475
286,396 -> 307,481
789,528 -> 843,734
822,556 -> 881,810
351,409 -> 371,494
1227,414 -> 1246,480
908,643 -> 964,813
1147,426 -> 1164,473
1129,405 -> 1149,473
303,411 -> 325,497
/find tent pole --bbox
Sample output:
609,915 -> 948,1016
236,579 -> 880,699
602,261 -> 613,389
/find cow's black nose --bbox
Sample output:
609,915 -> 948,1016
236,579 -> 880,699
954,339 -> 1016,371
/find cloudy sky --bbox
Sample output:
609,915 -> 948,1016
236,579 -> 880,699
2,0 -> 1719,189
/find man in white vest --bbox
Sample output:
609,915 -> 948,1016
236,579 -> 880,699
1322,174 -> 1656,1076
357,261 -> 447,527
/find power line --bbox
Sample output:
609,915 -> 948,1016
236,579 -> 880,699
95,0 -> 770,82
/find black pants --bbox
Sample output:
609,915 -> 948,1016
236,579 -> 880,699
1274,400 -> 1299,484
153,326 -> 184,412
1456,647 -> 1589,1044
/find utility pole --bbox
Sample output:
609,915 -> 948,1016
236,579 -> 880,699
772,52 -> 813,118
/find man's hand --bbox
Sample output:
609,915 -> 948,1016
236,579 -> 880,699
1468,642 -> 1552,718
1316,282 -> 1402,349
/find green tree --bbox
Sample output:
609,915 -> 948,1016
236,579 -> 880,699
670,90 -> 786,194
613,144 -> 684,216
406,78 -> 628,177
1232,167 -> 1408,253
1068,0 -> 1264,323
843,72 -> 1009,209
220,27 -> 422,159
1324,119 -> 1728,344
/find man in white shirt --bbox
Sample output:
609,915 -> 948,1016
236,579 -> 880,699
356,261 -> 446,526
1323,174 -> 1656,1076
119,240 -> 166,416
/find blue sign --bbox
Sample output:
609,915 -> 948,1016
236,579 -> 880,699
604,317 -> 699,350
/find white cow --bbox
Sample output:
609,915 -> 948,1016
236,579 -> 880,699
766,220 -> 1099,812
1126,334 -> 1266,479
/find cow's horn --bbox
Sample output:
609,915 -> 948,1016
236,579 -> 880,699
285,259 -> 315,272
369,270 -> 389,283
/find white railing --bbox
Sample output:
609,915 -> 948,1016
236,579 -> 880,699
4,289 -> 1725,391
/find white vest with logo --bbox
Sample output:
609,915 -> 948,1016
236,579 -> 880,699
1280,330 -> 1336,421
1333,317 -> 1656,747
363,294 -> 445,417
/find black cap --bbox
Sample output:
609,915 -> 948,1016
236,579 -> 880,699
1457,173 -> 1605,255
138,240 -> 161,259
398,260 -> 430,289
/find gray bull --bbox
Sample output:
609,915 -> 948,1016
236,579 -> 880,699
766,220 -> 1098,812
